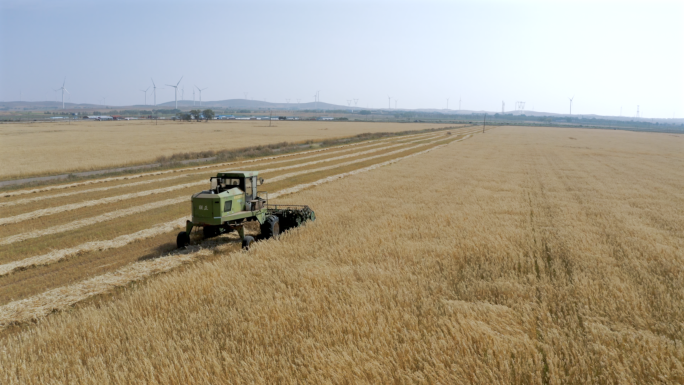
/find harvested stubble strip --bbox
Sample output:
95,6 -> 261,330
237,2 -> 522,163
0,196 -> 188,246
265,135 -> 471,184
257,141 -> 411,174
0,181 -> 203,226
0,135 -> 466,272
0,139 -> 424,226
0,218 -> 188,276
0,136 -> 471,329
0,138 -> 379,199
0,248 -> 208,329
0,140 -> 448,246
0,129 -> 449,199
0,174 -> 190,208
270,137 -> 470,199
0,139 -> 393,208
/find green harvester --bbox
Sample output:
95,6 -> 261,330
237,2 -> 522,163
177,171 -> 316,249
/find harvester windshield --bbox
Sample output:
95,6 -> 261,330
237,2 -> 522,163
210,177 -> 241,193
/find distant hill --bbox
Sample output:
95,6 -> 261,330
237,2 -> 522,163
0,101 -> 102,110
1,100 -> 682,124
157,99 -> 352,110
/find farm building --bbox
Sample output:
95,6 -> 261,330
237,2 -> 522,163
83,115 -> 113,120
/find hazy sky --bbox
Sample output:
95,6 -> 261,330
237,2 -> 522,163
1,0 -> 682,117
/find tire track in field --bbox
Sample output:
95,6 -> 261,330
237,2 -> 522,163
0,133 -> 474,329
0,140 -> 434,226
0,135 -> 469,272
1,130 -> 449,198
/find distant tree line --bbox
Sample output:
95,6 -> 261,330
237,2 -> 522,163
175,109 -> 215,122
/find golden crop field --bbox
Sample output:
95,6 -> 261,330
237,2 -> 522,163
0,125 -> 682,383
0,120 -> 452,179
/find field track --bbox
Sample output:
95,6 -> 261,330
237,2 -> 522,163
0,126 -> 483,321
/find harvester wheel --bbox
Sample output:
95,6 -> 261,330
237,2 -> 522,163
176,231 -> 190,248
242,236 -> 255,250
260,215 -> 280,239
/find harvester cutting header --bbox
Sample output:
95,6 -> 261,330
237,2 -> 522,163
177,171 -> 316,249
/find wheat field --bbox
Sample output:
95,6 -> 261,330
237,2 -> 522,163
0,126 -> 681,383
0,120 -> 451,179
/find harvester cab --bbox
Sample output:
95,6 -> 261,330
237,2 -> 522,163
176,171 -> 316,250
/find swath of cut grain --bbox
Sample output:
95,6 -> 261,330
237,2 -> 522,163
0,174 -> 192,208
0,181 -> 202,226
0,218 -> 187,277
0,136 -> 396,207
0,196 -> 188,246
265,136 -> 463,184
0,137 -> 444,245
0,139 -> 429,225
0,249 -> 207,329
270,136 -> 470,198
0,137 -> 396,206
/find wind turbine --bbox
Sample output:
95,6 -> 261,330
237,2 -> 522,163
140,86 -> 150,105
568,96 -> 574,115
166,76 -> 183,109
446,98 -> 449,110
151,78 -> 158,107
388,96 -> 391,109
181,86 -> 185,102
195,86 -> 207,107
55,77 -> 69,110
